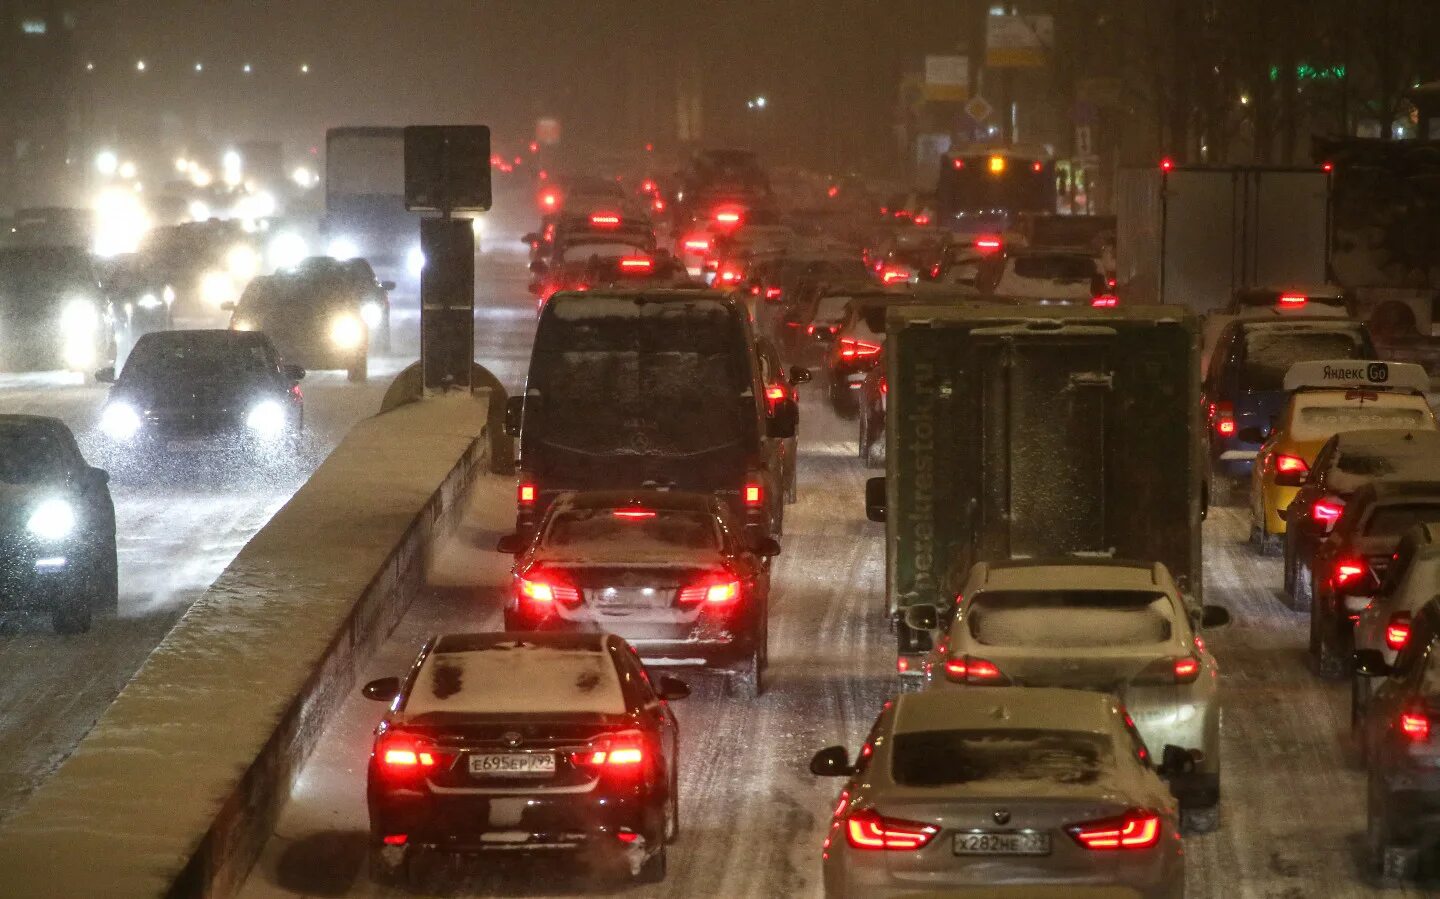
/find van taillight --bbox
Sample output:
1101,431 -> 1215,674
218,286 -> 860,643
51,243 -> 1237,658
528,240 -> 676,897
1090,294 -> 1119,308
1386,613 -> 1412,651
518,482 -> 536,505
744,483 -> 763,506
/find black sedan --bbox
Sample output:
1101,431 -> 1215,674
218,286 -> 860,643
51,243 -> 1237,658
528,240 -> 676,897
361,632 -> 688,886
95,330 -> 304,468
228,269 -> 376,382
498,490 -> 779,698
0,415 -> 117,633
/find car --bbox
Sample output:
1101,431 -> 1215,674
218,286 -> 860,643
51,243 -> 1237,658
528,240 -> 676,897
857,349 -> 887,468
780,283 -> 894,368
137,220 -> 261,322
1224,284 -> 1354,318
983,248 -> 1108,306
925,234 -> 1004,291
755,337 -> 809,504
1247,360 -> 1436,554
98,254 -> 175,341
1203,318 -> 1376,479
497,490 -> 779,696
361,632 -> 689,886
289,256 -> 394,352
0,415 -> 117,633
530,250 -> 695,307
95,329 -> 305,467
1354,599 -> 1440,883
760,255 -> 872,345
910,558 -> 1230,832
227,268 -> 379,382
1306,481 -> 1440,678
823,292 -> 913,419
0,246 -> 116,376
810,687 -> 1188,899
1352,523 -> 1440,729
868,227 -> 951,285
1282,429 -> 1440,608
529,233 -> 656,297
508,290 -> 796,541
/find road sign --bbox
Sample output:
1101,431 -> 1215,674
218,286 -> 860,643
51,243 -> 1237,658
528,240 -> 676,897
923,55 -> 969,102
403,125 -> 492,214
985,14 -> 1053,68
965,95 -> 994,123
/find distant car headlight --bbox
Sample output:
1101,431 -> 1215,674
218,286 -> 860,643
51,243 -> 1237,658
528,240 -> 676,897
100,402 -> 142,440
359,301 -> 383,329
162,285 -> 176,304
200,270 -> 237,307
231,318 -> 255,332
27,499 -> 77,541
226,244 -> 260,281
267,231 -> 309,272
330,313 -> 365,349
60,297 -> 99,336
406,245 -> 426,277
327,237 -> 360,261
245,399 -> 287,434
137,293 -> 163,310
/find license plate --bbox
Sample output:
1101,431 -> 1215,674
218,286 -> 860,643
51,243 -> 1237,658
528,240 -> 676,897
468,752 -> 555,776
953,831 -> 1051,856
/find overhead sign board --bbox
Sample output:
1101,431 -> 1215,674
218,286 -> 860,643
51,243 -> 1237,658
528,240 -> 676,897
404,125 -> 492,214
923,55 -> 969,102
985,14 -> 1053,68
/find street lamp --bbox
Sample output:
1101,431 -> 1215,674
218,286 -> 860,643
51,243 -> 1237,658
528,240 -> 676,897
746,95 -> 768,111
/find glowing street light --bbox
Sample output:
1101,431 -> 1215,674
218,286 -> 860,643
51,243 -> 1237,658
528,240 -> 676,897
222,150 -> 243,187
135,59 -> 147,72
95,150 -> 119,177
118,161 -> 137,180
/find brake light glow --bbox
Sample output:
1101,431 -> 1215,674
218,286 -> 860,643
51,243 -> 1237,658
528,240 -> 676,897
1068,809 -> 1162,850
377,734 -> 440,772
517,571 -> 580,606
844,808 -> 939,851
1031,161 -> 1044,172
880,268 -> 909,284
1213,401 -> 1235,437
590,213 -> 621,227
1160,157 -> 1175,172
764,286 -> 782,300
684,237 -> 710,251
382,834 -> 408,846
744,483 -> 763,506
1173,656 -> 1201,683
896,656 -> 910,673
952,158 -> 965,170
839,337 -> 882,360
1275,454 -> 1308,475
518,482 -> 536,505
677,577 -> 741,605
1386,613 -> 1412,651
612,509 -> 657,520
827,185 -> 840,197
1278,293 -> 1308,308
1402,710 -> 1430,742
1091,294 -> 1119,308
572,732 -> 647,769
641,179 -> 656,194
539,190 -> 560,209
619,256 -> 654,272
1312,499 -> 1343,526
943,655 -> 1004,683
714,209 -> 742,224
913,214 -> 931,226
974,235 -> 1002,253
1333,559 -> 1368,588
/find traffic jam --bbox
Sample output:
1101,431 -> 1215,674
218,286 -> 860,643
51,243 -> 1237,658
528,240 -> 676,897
6,5 -> 1440,898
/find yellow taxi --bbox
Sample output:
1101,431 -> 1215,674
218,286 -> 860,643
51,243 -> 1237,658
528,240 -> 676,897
1249,360 -> 1436,553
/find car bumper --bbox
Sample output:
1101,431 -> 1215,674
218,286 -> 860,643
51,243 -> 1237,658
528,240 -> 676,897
825,846 -> 1182,899
0,550 -> 77,608
1261,483 -> 1298,535
509,613 -> 757,669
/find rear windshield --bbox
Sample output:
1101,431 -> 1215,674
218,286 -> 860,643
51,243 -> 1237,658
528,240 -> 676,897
814,295 -> 854,323
405,645 -> 625,717
1293,403 -> 1432,442
545,508 -> 720,551
559,241 -> 647,262
1365,503 -> 1440,537
530,299 -> 751,456
0,423 -> 68,484
1011,255 -> 1095,281
1242,328 -> 1366,390
892,729 -> 1112,788
967,590 -> 1173,648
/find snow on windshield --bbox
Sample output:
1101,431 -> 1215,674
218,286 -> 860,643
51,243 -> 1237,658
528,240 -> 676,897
1329,439 -> 1440,492
815,295 -> 854,323
1292,399 -> 1433,442
406,645 -> 625,717
892,729 -> 1113,788
1242,328 -> 1365,390
968,590 -> 1173,648
545,509 -> 720,552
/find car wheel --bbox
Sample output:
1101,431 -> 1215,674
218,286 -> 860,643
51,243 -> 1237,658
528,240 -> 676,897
1368,779 -> 1417,885
348,355 -> 368,383
1180,803 -> 1220,835
726,647 -> 765,699
52,594 -> 92,635
634,843 -> 667,884
1310,604 -> 1345,679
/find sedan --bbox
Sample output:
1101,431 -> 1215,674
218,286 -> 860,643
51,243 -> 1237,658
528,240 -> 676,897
362,632 -> 688,886
498,490 -> 779,698
811,688 -> 1188,898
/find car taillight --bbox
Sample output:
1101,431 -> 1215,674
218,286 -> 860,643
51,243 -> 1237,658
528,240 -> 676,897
376,733 -> 445,776
1401,708 -> 1431,742
516,570 -> 581,606
1312,499 -> 1343,526
839,337 -> 882,360
1212,400 -> 1235,437
765,385 -> 787,412
1333,558 -> 1369,588
619,256 -> 654,272
1278,293 -> 1307,308
1173,656 -> 1201,683
590,213 -> 621,227
1386,613 -> 1412,651
880,268 -> 908,284
913,214 -> 931,225
1067,809 -> 1162,850
518,481 -> 537,506
844,808 -> 939,851
744,482 -> 763,506
1090,294 -> 1119,308
683,237 -> 710,251
764,286 -> 782,300
942,655 -> 1005,684
974,235 -> 1002,253
677,576 -> 741,605
571,731 -> 647,772
714,209 -> 742,225
1135,655 -> 1203,685
879,378 -> 888,396
612,509 -> 657,520
1275,454 -> 1309,475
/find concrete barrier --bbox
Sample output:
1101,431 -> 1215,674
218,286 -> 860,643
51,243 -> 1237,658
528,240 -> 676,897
0,391 -> 493,898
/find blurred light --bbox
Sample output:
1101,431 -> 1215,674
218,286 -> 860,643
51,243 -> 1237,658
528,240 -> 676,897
190,167 -> 213,188
406,246 -> 426,277
100,403 -> 142,441
95,150 -> 119,176
246,401 -> 287,435
200,270 -> 238,307
987,155 -> 1006,174
329,314 -> 365,349
327,237 -> 360,260
268,231 -> 309,271
222,150 -> 243,188
755,95 -> 767,109
291,166 -> 316,189
118,161 -> 137,180
528,141 -> 539,153
194,62 -> 204,73
27,500 -> 76,541
1239,94 -> 1251,106
471,217 -> 486,238
188,200 -> 211,222
92,186 -> 151,257
234,190 -> 277,220
359,302 -> 384,329
300,63 -> 310,74
137,293 -> 163,310
135,59 -> 147,72
226,244 -> 260,280
175,157 -> 190,174
85,62 -> 94,72
242,63 -> 253,74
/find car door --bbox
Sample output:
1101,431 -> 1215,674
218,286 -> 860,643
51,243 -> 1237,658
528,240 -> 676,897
622,647 -> 678,779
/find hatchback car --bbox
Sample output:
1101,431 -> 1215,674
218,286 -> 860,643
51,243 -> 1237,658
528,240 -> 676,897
1352,523 -> 1440,727
913,559 -> 1230,832
498,490 -> 778,697
810,688 -> 1187,899
984,249 -> 1107,306
362,632 -> 688,886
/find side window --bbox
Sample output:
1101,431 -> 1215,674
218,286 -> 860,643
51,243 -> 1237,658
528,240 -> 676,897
853,705 -> 892,776
1416,638 -> 1440,699
1119,708 -> 1152,765
1310,440 -> 1337,487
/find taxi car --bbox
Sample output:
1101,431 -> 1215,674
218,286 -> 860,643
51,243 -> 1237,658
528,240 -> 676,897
809,688 -> 1189,899
1247,360 -> 1436,554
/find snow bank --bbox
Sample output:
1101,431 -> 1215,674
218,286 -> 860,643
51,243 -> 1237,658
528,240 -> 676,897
0,391 -> 492,898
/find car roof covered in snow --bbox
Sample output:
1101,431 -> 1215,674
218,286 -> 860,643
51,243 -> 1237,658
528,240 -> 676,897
979,559 -> 1163,592
893,687 -> 1120,737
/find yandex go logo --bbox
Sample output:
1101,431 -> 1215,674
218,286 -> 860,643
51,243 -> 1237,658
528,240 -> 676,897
1368,362 -> 1390,383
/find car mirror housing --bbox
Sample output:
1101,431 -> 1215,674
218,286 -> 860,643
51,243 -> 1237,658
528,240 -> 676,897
809,745 -> 854,777
1200,605 -> 1232,628
750,536 -> 782,557
380,280 -> 396,291
865,477 -> 887,522
362,676 -> 401,702
1353,649 -> 1391,677
788,365 -> 812,386
282,364 -> 306,382
904,604 -> 940,632
94,366 -> 117,384
656,675 -> 691,701
495,533 -> 524,554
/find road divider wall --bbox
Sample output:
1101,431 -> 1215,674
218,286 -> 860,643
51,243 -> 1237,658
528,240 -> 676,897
0,390 -> 494,898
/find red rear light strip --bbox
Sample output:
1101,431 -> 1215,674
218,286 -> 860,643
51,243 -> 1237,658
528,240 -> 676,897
844,808 -> 938,850
1068,809 -> 1162,850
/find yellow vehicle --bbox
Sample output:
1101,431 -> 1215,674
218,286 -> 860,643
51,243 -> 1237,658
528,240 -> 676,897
1248,360 -> 1436,553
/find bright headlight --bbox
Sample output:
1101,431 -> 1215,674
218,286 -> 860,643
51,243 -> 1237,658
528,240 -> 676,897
359,302 -> 383,329
406,246 -> 426,277
267,231 -> 309,272
226,244 -> 260,280
200,270 -> 237,307
27,499 -> 76,541
137,293 -> 163,310
162,285 -> 176,304
330,314 -> 365,349
246,400 -> 287,434
231,318 -> 255,332
327,237 -> 359,261
100,402 -> 142,440
60,298 -> 99,335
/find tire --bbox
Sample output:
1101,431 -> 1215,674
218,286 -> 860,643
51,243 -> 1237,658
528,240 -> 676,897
634,843 -> 667,884
726,646 -> 765,699
1180,803 -> 1220,835
52,595 -> 92,634
347,355 -> 368,383
1368,779 -> 1417,885
1310,601 -> 1345,679
89,541 -> 119,615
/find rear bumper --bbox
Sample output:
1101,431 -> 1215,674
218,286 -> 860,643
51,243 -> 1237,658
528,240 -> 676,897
825,846 -> 1181,899
506,611 -> 757,669
369,786 -> 657,852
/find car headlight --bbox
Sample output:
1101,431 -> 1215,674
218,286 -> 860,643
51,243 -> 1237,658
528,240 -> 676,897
200,270 -> 237,307
27,499 -> 76,541
231,318 -> 255,332
267,231 -> 309,272
245,400 -> 287,434
359,302 -> 383,329
162,285 -> 176,304
327,237 -> 360,261
330,314 -> 365,349
406,246 -> 426,277
226,244 -> 260,280
100,402 -> 142,440
137,293 -> 163,310
60,297 -> 99,335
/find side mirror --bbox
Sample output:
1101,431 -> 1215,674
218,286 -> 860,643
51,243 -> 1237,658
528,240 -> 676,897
1353,649 -> 1392,677
496,533 -> 525,554
1236,426 -> 1266,444
904,604 -> 939,632
282,364 -> 306,382
1157,744 -> 1202,778
766,399 -> 798,439
218,301 -> 237,312
656,675 -> 691,701
529,260 -> 548,275
504,395 -> 525,438
1200,605 -> 1232,628
380,280 -> 396,291
362,677 -> 401,702
94,366 -> 117,384
809,745 -> 855,777
750,536 -> 782,557
1275,470 -> 1307,489
865,476 -> 887,522
522,232 -> 541,245
788,365 -> 812,385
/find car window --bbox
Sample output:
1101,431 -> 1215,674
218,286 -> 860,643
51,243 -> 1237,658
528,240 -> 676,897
967,590 -> 1174,647
404,643 -> 626,718
1010,255 -> 1096,281
891,729 -> 1113,788
123,334 -> 276,381
1241,328 -> 1366,390
0,423 -> 71,483
815,294 -> 853,323
1292,403 -> 1432,442
1364,504 -> 1440,538
543,508 -> 721,552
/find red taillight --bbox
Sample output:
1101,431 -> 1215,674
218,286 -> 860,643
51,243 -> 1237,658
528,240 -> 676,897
714,209 -> 742,225
1386,613 -> 1412,651
677,576 -> 741,605
744,483 -> 763,506
518,482 -> 536,505
1278,293 -> 1307,308
896,656 -> 911,673
913,214 -> 931,225
1401,710 -> 1431,742
590,213 -> 621,227
1090,294 -> 1119,308
880,268 -> 909,284
1333,558 -> 1368,588
942,655 -> 1005,684
879,378 -> 888,396
1275,454 -> 1308,475
719,268 -> 741,283
1212,401 -> 1235,436
640,179 -> 656,194
839,337 -> 882,360
652,198 -> 667,212
765,286 -> 782,300
683,237 -> 710,251
619,256 -> 654,272
517,570 -> 581,606
1216,418 -> 1236,437
952,158 -> 965,170
765,385 -> 787,411
612,509 -> 657,520
1031,161 -> 1044,173
827,185 -> 839,197
974,235 -> 1002,253
1322,161 -> 1335,173
1067,809 -> 1162,850
1160,158 -> 1174,172
1312,499 -> 1343,526
571,731 -> 647,772
539,190 -> 560,209
1173,656 -> 1201,683
382,834 -> 408,846
376,734 -> 442,775
844,808 -> 939,851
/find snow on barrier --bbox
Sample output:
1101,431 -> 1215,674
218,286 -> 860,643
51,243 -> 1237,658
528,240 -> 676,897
0,391 -> 493,898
